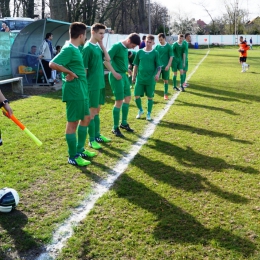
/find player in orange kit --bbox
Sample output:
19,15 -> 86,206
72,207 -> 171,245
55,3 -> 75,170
238,36 -> 250,73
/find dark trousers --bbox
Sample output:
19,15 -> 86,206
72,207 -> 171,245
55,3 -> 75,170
42,59 -> 52,79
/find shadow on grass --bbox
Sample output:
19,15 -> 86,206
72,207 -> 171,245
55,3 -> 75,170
132,153 -> 248,204
147,138 -> 258,174
0,210 -> 39,259
192,84 -> 260,103
176,100 -> 239,116
159,120 -> 253,145
187,89 -> 248,103
114,174 -> 256,257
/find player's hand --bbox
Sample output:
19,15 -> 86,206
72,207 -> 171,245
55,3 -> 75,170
165,65 -> 169,71
66,72 -> 78,81
113,72 -> 122,80
155,75 -> 159,81
132,76 -> 136,83
128,69 -> 132,76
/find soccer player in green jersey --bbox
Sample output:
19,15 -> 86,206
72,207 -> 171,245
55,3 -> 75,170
182,33 -> 191,87
50,22 -> 96,167
82,23 -> 111,150
155,33 -> 173,100
171,34 -> 185,92
105,33 -> 140,137
132,34 -> 162,121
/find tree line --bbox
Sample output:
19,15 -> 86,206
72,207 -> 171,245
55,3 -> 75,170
0,0 -> 169,34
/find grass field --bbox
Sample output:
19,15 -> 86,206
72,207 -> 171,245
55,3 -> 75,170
1,47 -> 260,260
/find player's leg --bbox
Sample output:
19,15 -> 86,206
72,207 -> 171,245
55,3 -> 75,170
109,72 -> 124,137
66,100 -> 92,166
135,82 -> 144,119
162,70 -> 169,100
146,82 -> 155,120
172,63 -> 179,91
88,90 -> 102,149
120,74 -> 134,132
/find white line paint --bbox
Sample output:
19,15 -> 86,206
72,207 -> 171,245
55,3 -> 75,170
36,50 -> 210,260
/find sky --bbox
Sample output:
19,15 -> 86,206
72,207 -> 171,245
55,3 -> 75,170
156,0 -> 260,24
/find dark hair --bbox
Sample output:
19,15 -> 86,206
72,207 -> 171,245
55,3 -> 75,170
146,34 -> 154,41
56,45 -> 61,51
185,33 -> 190,38
179,34 -> 184,38
92,23 -> 106,32
128,33 -> 141,45
128,51 -> 132,57
142,35 -> 146,40
158,33 -> 165,39
69,22 -> 87,39
31,45 -> 37,48
45,32 -> 52,39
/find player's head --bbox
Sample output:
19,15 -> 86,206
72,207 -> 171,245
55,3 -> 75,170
185,33 -> 191,42
178,34 -> 184,43
142,35 -> 146,41
126,33 -> 141,48
145,34 -> 155,49
240,36 -> 244,43
158,33 -> 166,44
69,22 -> 87,44
91,23 -> 106,41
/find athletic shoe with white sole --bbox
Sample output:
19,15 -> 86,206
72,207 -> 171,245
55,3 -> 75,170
89,140 -> 102,149
95,134 -> 111,143
79,149 -> 97,158
68,156 -> 91,166
136,110 -> 144,119
146,113 -> 152,121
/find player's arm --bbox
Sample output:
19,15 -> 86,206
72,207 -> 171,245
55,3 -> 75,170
165,56 -> 173,71
98,40 -> 111,62
49,62 -> 78,81
132,65 -> 138,83
103,61 -> 122,80
155,66 -> 161,81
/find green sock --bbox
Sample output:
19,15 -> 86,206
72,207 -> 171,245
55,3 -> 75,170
88,119 -> 95,142
121,103 -> 129,125
147,99 -> 153,113
183,73 -> 186,83
66,133 -> 77,158
173,75 -> 177,88
113,106 -> 120,130
94,114 -> 100,138
76,125 -> 87,153
135,97 -> 143,111
164,83 -> 168,95
180,74 -> 184,86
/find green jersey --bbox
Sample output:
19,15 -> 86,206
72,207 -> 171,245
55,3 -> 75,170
155,43 -> 173,69
82,41 -> 105,90
128,50 -> 136,66
133,49 -> 162,85
51,41 -> 88,102
108,42 -> 128,73
172,41 -> 184,63
182,40 -> 189,60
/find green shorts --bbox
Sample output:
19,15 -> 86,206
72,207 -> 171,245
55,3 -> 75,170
109,72 -> 131,100
66,99 -> 90,122
134,81 -> 155,98
183,59 -> 188,72
89,88 -> 105,108
160,69 -> 170,80
172,60 -> 183,72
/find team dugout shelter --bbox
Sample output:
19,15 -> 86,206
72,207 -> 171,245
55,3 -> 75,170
10,18 -> 91,85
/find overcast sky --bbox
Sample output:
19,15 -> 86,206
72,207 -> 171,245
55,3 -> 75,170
156,0 -> 260,23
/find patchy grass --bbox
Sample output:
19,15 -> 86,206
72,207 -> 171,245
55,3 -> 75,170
1,48 -> 260,259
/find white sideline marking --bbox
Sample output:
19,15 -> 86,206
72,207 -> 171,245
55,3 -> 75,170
36,50 -> 209,260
